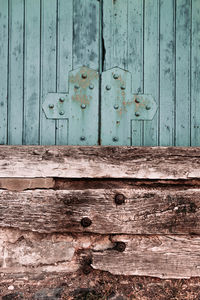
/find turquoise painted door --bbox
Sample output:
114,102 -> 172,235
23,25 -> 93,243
0,0 -> 200,146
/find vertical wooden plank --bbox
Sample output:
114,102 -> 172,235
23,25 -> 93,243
102,0 -> 113,70
102,0 -> 130,145
159,0 -> 175,146
129,0 -> 144,146
56,0 -> 73,145
143,0 -> 159,146
23,0 -> 40,145
176,0 -> 191,146
102,0 -> 145,146
70,0 -> 99,145
8,0 -> 24,145
191,0 -> 200,146
40,0 -> 57,145
112,0 -> 128,70
73,0 -> 99,70
0,0 -> 8,144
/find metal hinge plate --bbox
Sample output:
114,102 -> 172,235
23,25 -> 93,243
101,67 -> 158,145
42,66 -> 99,145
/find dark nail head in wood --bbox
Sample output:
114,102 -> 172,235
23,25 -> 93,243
82,264 -> 93,275
81,217 -> 92,228
115,242 -> 126,252
115,194 -> 125,205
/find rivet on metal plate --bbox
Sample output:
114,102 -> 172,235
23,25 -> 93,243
113,137 -> 119,142
81,104 -> 86,109
135,98 -> 140,103
82,73 -> 87,79
113,74 -> 119,80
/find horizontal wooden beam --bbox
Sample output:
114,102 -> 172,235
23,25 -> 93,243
0,146 -> 200,179
92,235 -> 200,279
0,188 -> 199,234
1,228 -> 200,279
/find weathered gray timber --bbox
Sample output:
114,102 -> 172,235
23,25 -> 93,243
0,146 -> 200,282
0,188 -> 199,234
0,146 -> 200,179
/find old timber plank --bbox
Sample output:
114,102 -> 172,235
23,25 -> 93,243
0,188 -> 199,234
0,146 -> 200,179
92,235 -> 200,279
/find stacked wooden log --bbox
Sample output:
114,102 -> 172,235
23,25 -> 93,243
0,146 -> 200,299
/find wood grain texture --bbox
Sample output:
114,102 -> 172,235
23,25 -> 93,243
143,0 -> 159,146
92,234 -> 200,279
0,0 -> 8,145
55,0 -> 73,145
159,0 -> 175,146
40,0 -> 57,145
0,187 -> 199,234
8,0 -> 24,145
176,0 -> 191,146
24,0 -> 41,145
0,146 -> 200,179
191,0 -> 200,146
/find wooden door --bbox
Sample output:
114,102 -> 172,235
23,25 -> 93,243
0,0 -> 199,146
102,0 -> 200,146
0,0 -> 100,145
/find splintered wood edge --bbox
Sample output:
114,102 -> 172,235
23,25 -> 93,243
0,146 -> 200,179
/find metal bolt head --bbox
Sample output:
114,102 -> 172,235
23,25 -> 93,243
81,104 -> 86,109
135,112 -> 140,117
146,105 -> 151,110
82,73 -> 87,79
81,217 -> 92,227
114,104 -> 119,110
59,97 -> 65,103
106,85 -> 111,91
115,194 -> 125,205
121,85 -> 126,90
49,104 -> 54,109
59,111 -> 65,115
113,73 -> 119,79
135,98 -> 140,103
82,264 -> 92,275
74,84 -> 80,89
113,137 -> 119,142
89,84 -> 94,90
115,242 -> 126,252
80,136 -> 86,141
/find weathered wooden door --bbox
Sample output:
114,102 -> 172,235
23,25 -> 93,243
0,0 -> 199,146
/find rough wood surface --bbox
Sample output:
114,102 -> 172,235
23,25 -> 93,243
1,228 -> 200,281
0,178 -> 54,191
0,188 -> 199,234
92,235 -> 200,279
0,146 -> 200,179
